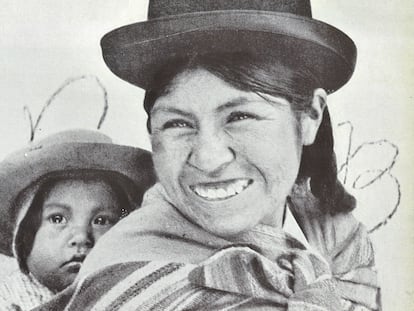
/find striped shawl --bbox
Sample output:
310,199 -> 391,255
35,183 -> 380,311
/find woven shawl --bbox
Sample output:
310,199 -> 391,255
35,183 -> 380,311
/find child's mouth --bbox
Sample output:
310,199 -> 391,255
62,254 -> 86,273
65,261 -> 83,273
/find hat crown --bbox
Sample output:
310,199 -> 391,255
148,0 -> 312,19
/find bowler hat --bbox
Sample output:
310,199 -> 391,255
0,129 -> 155,256
101,0 -> 357,93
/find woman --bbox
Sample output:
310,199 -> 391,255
37,1 -> 380,310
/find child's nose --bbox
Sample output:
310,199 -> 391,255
68,225 -> 94,249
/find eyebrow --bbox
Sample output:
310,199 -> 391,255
216,96 -> 288,113
152,97 -> 256,116
150,106 -> 195,119
215,97 -> 252,113
42,203 -> 71,211
151,95 -> 285,118
43,203 -> 119,214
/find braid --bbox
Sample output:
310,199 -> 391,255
300,109 -> 356,213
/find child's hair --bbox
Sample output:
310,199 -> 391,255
14,170 -> 131,273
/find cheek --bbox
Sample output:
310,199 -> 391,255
151,134 -> 191,183
27,229 -> 58,268
150,132 -> 167,154
233,120 -> 302,184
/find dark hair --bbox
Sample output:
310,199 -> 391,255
15,171 -> 132,273
143,53 -> 355,214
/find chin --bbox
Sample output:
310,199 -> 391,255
202,217 -> 258,238
54,276 -> 76,292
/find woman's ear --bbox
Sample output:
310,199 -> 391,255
300,88 -> 327,146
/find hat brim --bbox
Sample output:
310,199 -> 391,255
101,10 -> 357,93
0,142 -> 155,256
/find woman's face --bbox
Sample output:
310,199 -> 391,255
150,68 -> 316,237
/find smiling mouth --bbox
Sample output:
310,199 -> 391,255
190,179 -> 253,201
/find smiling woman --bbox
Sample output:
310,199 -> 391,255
36,1 -> 380,311
145,54 -> 356,230
148,59 -> 323,237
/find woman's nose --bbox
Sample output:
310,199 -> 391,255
187,131 -> 235,174
68,225 -> 94,249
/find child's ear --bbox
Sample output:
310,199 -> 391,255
300,88 -> 327,146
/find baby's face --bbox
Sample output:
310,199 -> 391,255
26,178 -> 122,292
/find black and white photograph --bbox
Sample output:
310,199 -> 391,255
0,1 -> 412,310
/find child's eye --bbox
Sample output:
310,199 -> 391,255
227,111 -> 258,123
163,119 -> 193,130
48,214 -> 67,225
93,216 -> 116,226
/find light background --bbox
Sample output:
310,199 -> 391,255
0,1 -> 413,309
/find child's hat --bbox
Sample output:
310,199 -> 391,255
0,129 -> 155,256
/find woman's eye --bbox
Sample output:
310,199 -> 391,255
93,216 -> 116,226
48,215 -> 67,225
227,111 -> 258,123
163,119 -> 192,130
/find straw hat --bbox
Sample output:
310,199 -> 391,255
101,0 -> 356,93
0,129 -> 155,256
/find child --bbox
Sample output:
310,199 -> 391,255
0,129 -> 155,310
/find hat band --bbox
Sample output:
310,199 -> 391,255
148,0 -> 312,19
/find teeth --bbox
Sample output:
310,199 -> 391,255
217,188 -> 227,197
197,188 -> 207,198
226,186 -> 237,197
206,189 -> 214,198
235,181 -> 245,193
191,179 -> 251,201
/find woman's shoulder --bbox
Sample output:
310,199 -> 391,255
56,260 -> 197,311
78,210 -> 215,279
78,184 -> 219,278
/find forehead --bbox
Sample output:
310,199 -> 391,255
153,68 -> 257,112
151,68 -> 295,120
42,178 -> 120,212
